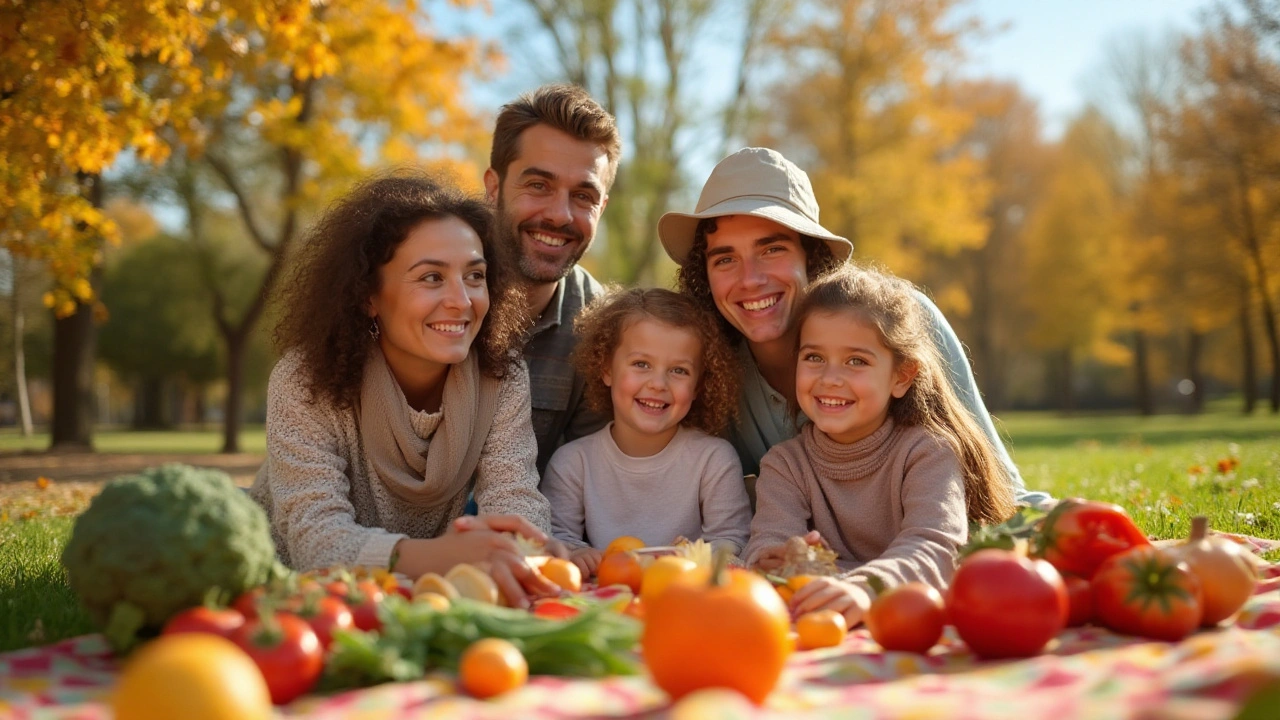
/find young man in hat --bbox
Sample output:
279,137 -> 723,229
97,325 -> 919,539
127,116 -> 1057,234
661,147 -> 1051,506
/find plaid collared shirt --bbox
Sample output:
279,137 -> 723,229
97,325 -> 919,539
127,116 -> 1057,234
523,265 -> 610,473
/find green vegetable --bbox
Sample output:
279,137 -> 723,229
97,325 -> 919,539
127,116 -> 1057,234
962,506 -> 1046,559
322,596 -> 642,690
60,464 -> 281,651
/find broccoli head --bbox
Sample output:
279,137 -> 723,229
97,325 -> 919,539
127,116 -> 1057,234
61,463 -> 280,651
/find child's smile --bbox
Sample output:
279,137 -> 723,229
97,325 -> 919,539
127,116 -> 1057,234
604,317 -> 703,457
796,310 -> 916,444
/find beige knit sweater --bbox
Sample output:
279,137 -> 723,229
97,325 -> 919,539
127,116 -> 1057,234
743,419 -> 967,593
249,351 -> 551,572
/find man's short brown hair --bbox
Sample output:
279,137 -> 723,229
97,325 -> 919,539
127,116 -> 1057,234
489,83 -> 621,188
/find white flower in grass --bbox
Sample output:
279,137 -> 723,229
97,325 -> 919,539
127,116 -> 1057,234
1273,501 -> 1280,511
1229,443 -> 1241,455
1237,512 -> 1256,526
1242,478 -> 1260,489
1135,463 -> 1146,473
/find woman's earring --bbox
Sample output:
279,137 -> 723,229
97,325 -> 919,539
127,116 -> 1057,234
369,318 -> 381,341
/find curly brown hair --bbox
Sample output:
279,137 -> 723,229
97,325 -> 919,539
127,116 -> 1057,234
573,287 -> 740,436
674,216 -> 844,341
272,170 -> 528,410
796,265 -> 1017,526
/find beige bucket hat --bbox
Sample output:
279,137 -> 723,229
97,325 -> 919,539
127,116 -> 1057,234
658,147 -> 853,265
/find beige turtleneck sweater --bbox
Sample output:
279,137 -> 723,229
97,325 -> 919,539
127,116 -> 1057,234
743,419 -> 967,593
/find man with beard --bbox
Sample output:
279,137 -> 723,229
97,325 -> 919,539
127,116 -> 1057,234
484,84 -> 620,472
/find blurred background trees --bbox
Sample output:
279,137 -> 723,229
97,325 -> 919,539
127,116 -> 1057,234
2,0 -> 1278,452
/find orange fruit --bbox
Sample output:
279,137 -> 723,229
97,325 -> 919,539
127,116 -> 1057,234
643,568 -> 791,705
795,609 -> 848,650
786,574 -> 818,592
458,638 -> 528,699
112,634 -> 271,720
775,585 -> 795,605
641,556 -> 699,603
596,550 -> 644,593
604,535 -> 646,557
538,557 -> 583,593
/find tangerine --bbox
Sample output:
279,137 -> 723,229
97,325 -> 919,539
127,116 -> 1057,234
795,609 -> 847,650
596,550 -> 644,593
641,556 -> 699,603
539,557 -> 583,593
604,535 -> 646,557
458,638 -> 528,699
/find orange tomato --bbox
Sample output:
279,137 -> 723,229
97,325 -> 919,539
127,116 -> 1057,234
795,609 -> 847,650
112,634 -> 272,720
538,557 -> 583,593
596,550 -> 644,593
643,567 -> 791,705
604,535 -> 646,557
458,638 -> 528,699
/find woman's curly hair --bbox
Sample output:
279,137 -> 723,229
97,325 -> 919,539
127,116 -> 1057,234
573,287 -> 740,436
674,216 -> 844,341
272,170 -> 528,410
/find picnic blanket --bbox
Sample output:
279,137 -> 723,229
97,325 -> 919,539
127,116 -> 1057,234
5,553 -> 1280,719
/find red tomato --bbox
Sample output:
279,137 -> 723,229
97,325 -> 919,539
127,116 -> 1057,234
864,582 -> 946,654
532,599 -> 581,620
344,580 -> 385,632
162,606 -> 246,638
232,587 -> 267,620
1062,574 -> 1093,627
231,612 -> 324,705
1037,499 -> 1149,579
1092,546 -> 1203,641
946,549 -> 1068,659
293,594 -> 354,651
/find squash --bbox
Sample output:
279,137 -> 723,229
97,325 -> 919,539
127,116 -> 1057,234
1167,516 -> 1258,626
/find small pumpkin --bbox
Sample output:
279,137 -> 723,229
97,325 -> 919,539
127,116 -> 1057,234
641,551 -> 791,705
1166,516 -> 1258,626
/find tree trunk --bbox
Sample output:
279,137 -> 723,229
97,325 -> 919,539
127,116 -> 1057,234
11,267 -> 33,436
1061,348 -> 1075,415
970,242 -> 1004,410
222,331 -> 246,453
1186,329 -> 1205,414
1132,328 -> 1154,415
132,376 -> 168,429
1233,161 -> 1280,412
1046,348 -> 1075,415
1241,295 -> 1257,414
50,298 -> 97,450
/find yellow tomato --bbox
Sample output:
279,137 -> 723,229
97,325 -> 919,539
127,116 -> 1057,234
641,556 -> 700,603
112,634 -> 272,720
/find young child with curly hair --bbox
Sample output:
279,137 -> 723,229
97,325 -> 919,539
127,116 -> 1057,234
540,288 -> 752,576
744,265 -> 1017,627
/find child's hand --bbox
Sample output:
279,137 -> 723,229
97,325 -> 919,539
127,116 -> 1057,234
569,547 -> 603,578
791,577 -> 871,628
752,544 -> 788,572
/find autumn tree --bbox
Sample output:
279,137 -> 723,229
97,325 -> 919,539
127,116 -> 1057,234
1172,13 -> 1280,413
1021,110 -> 1133,411
744,0 -> 991,292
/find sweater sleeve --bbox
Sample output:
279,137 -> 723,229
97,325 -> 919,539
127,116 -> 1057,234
697,440 -> 753,555
743,445 -> 813,566
839,434 -> 968,593
539,443 -> 592,549
256,355 -> 407,571
472,361 -> 553,533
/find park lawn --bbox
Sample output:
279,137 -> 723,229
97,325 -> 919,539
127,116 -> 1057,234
1,409 -> 1277,653
0,426 -> 267,454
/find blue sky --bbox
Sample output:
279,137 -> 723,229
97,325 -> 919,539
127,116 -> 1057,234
967,0 -> 1210,136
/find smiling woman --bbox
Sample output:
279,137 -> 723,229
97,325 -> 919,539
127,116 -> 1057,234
249,171 -> 564,608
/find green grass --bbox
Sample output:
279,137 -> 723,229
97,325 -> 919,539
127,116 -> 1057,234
0,408 -> 1276,653
0,426 -> 267,454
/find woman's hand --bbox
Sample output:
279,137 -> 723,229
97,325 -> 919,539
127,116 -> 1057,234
790,576 -> 870,628
452,514 -> 550,544
569,546 -> 603,578
391,525 -> 559,608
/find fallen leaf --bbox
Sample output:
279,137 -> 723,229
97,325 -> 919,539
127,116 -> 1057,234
36,476 -> 52,490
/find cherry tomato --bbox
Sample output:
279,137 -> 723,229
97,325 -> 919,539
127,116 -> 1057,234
1092,546 -> 1203,641
865,582 -> 946,653
1062,574 -> 1093,627
342,580 -> 385,632
230,611 -> 324,705
946,549 -> 1068,659
232,587 -> 268,620
531,599 -> 581,620
162,606 -> 246,639
293,594 -> 354,651
1036,499 -> 1149,579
